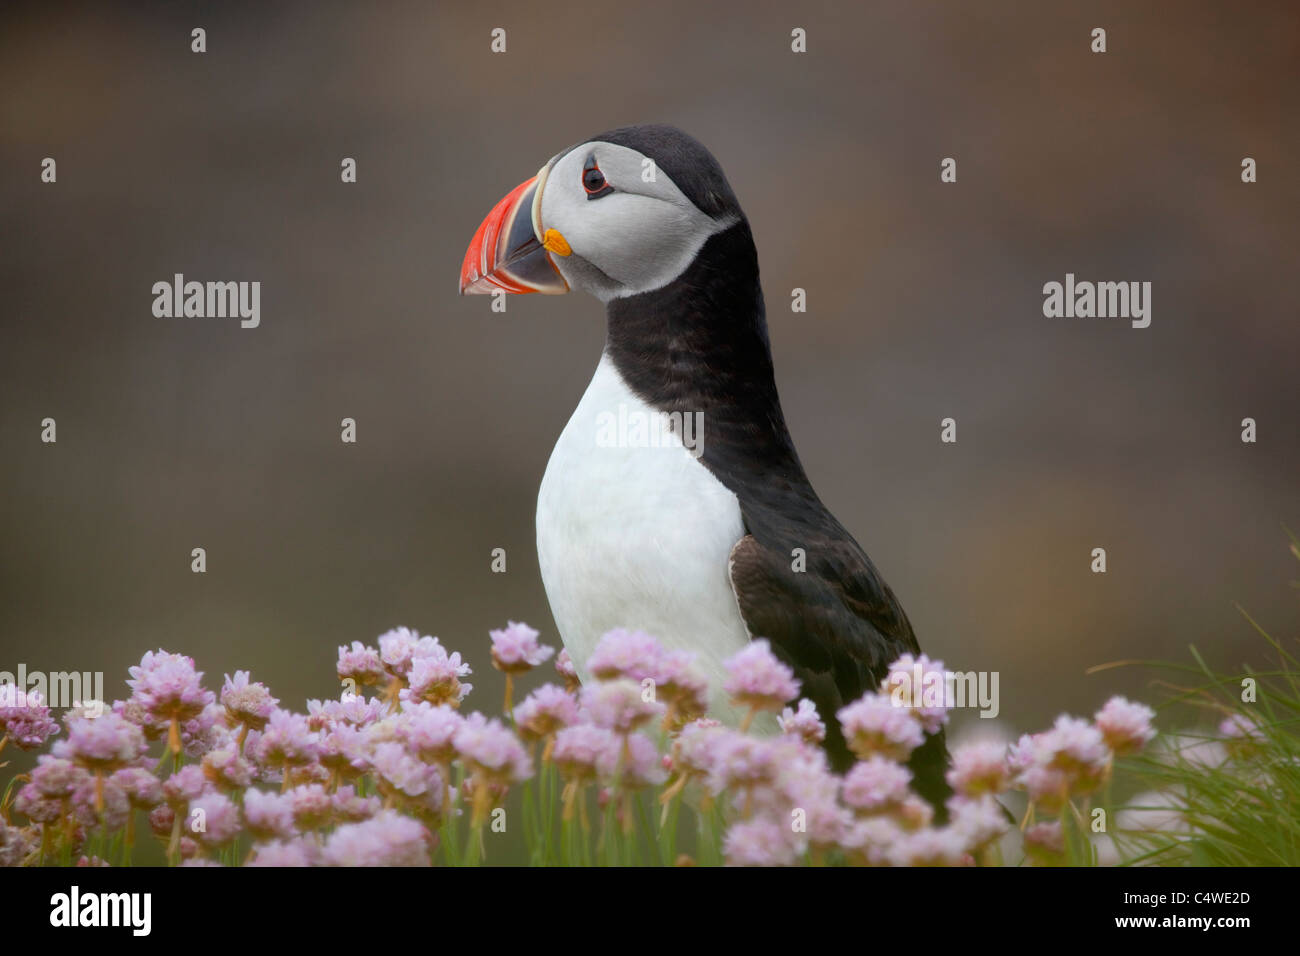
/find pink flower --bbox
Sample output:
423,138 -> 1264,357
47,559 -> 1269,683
886,827 -> 969,867
126,650 -> 214,723
243,789 -> 296,840
188,792 -> 241,848
287,783 -> 334,830
669,719 -> 726,776
1024,820 -> 1066,865
723,640 -> 800,715
586,629 -> 663,681
400,651 -> 472,707
372,741 -> 443,801
724,815 -> 800,866
1013,715 -> 1111,806
580,679 -> 662,734
653,651 -> 710,722
514,685 -> 580,741
377,627 -> 445,680
837,693 -> 925,761
598,732 -> 667,789
0,686 -> 60,750
706,732 -> 783,794
490,621 -> 554,673
552,725 -> 620,783
946,739 -> 1010,796
393,702 -> 463,764
221,671 -> 278,731
841,756 -> 913,814
331,785 -> 381,823
248,838 -> 319,867
321,811 -> 431,866
947,795 -> 1009,851
453,714 -> 532,784
336,641 -> 385,687
1094,697 -> 1156,756
163,765 -> 211,808
880,653 -> 951,733
111,767 -> 163,809
778,699 -> 826,745
54,712 -> 145,772
554,648 -> 580,690
250,710 -> 319,773
202,747 -> 254,790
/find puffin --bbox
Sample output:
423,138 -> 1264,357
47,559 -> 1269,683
459,124 -> 949,808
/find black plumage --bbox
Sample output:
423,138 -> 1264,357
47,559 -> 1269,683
599,127 -> 951,809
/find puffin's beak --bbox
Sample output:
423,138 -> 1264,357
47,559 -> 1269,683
459,168 -> 570,295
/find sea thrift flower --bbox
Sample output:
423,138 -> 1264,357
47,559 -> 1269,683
880,654 -> 951,733
332,785 -> 381,823
886,827 -> 968,867
287,783 -> 334,830
580,679 -> 662,734
946,739 -> 1010,796
250,709 -> 319,777
318,723 -> 372,779
1094,696 -> 1156,756
586,629 -> 663,681
947,795 -> 1009,851
842,815 -> 908,866
724,816 -> 800,866
454,714 -> 532,785
514,684 -> 580,750
552,724 -> 620,784
1024,820 -> 1066,866
126,650 -> 215,755
554,648 -> 580,692
111,766 -> 164,809
400,650 -> 472,708
163,765 -> 211,808
778,699 -> 826,745
221,671 -> 278,733
0,686 -> 60,751
336,641 -> 385,688
837,693 -> 926,761
249,838 -> 319,867
54,712 -> 145,772
1014,715 -> 1111,806
598,732 -> 668,790
705,733 -> 784,796
723,640 -> 800,728
841,756 -> 913,814
394,702 -> 463,764
188,792 -> 241,849
202,747 -> 255,790
653,651 -> 710,726
490,621 -> 554,672
372,741 -> 443,803
242,789 -> 296,841
321,810 -> 432,866
377,627 -> 444,680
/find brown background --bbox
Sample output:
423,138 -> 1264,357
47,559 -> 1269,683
1,1 -> 1296,751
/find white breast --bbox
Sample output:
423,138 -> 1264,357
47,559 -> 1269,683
536,354 -> 753,718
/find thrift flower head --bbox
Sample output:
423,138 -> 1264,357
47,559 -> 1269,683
598,732 -> 668,789
723,640 -> 800,716
554,648 -> 580,692
1094,696 -> 1156,756
251,709 -> 319,771
947,795 -> 1009,851
243,788 -> 296,840
514,684 -> 580,742
202,747 -> 255,791
372,741 -> 443,801
453,714 -> 532,784
586,629 -> 663,681
837,692 -> 926,761
0,686 -> 60,751
377,627 -> 445,680
724,816 -> 800,867
886,827 -> 968,867
881,653 -> 951,734
336,641 -> 385,687
111,766 -> 164,809
841,756 -> 913,814
394,702 -> 463,764
188,792 -> 241,848
653,650 -> 710,723
221,671 -> 279,731
489,621 -> 554,673
54,712 -> 145,772
400,650 -> 472,707
126,650 -> 214,723
947,739 -> 1010,796
778,699 -> 826,745
580,679 -> 662,734
552,724 -> 620,783
321,810 -> 431,867
249,838 -> 319,867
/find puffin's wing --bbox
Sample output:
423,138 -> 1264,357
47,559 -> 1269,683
727,531 -> 951,808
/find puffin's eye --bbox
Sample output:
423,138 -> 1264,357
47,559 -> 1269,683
582,155 -> 613,199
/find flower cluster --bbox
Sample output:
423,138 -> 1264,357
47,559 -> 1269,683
1,625 -> 1161,867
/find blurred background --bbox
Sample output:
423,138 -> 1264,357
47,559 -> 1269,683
1,0 -> 1296,759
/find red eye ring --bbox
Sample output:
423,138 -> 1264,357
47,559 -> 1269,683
582,164 -> 607,194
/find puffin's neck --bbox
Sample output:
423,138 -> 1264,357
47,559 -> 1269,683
603,220 -> 810,502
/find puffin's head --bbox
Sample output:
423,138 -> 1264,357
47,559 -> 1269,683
459,125 -> 743,302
